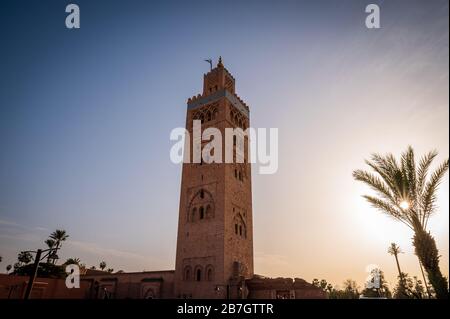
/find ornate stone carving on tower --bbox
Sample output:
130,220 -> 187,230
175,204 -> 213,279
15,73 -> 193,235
174,58 -> 254,299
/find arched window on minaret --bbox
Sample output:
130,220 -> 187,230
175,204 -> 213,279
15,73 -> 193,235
206,265 -> 214,281
206,205 -> 213,219
195,266 -> 202,281
233,214 -> 247,239
187,189 -> 215,223
184,266 -> 192,281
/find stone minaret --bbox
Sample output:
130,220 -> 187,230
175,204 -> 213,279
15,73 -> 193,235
174,58 -> 254,299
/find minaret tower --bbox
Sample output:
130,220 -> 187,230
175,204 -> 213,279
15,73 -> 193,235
174,58 -> 254,299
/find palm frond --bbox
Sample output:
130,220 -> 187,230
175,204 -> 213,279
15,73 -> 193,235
417,150 -> 438,196
388,242 -> 402,255
362,195 -> 413,230
355,147 -> 448,233
422,159 -> 449,226
364,159 -> 400,200
401,146 -> 416,203
353,170 -> 397,206
371,153 -> 407,200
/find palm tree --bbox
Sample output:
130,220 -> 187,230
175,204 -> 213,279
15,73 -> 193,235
353,146 -> 449,298
49,229 -> 69,264
99,261 -> 107,271
388,243 -> 406,297
49,229 -> 69,249
388,243 -> 403,280
45,239 -> 56,263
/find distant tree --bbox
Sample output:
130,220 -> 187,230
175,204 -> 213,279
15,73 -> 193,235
320,279 -> 328,291
13,262 -> 65,278
394,273 -> 426,299
312,278 -> 329,292
13,251 -> 65,278
0,256 -> 2,263
90,266 -> 96,270
107,268 -> 114,273
13,262 -> 21,271
17,251 -> 33,265
343,279 -> 360,299
326,284 -> 333,293
388,243 -> 407,297
44,239 -> 56,263
6,264 -> 12,273
312,278 -> 319,288
49,230 -> 69,264
64,258 -> 81,265
361,269 -> 392,298
99,261 -> 107,271
353,146 -> 449,298
328,279 -> 360,299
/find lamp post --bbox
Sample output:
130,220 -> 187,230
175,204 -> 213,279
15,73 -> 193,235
23,247 -> 59,299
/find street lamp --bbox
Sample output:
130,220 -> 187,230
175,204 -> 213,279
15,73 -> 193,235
23,247 -> 59,299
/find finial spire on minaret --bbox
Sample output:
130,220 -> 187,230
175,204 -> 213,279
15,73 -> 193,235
217,56 -> 223,68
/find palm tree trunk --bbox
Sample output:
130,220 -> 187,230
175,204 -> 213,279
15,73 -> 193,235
393,254 -> 408,297
394,254 -> 403,282
418,260 -> 432,298
413,228 -> 448,299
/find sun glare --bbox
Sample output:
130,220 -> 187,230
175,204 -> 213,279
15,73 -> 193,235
400,200 -> 410,210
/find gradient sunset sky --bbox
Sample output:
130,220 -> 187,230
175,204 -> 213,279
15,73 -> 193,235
0,0 -> 448,289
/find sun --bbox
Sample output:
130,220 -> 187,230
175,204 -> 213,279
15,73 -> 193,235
399,200 -> 410,210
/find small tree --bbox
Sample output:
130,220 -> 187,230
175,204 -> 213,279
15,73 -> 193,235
17,251 -> 33,265
99,261 -> 107,271
394,273 -> 425,299
64,258 -> 81,265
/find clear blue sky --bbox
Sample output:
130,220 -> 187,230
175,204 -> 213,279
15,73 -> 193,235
0,0 -> 448,287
